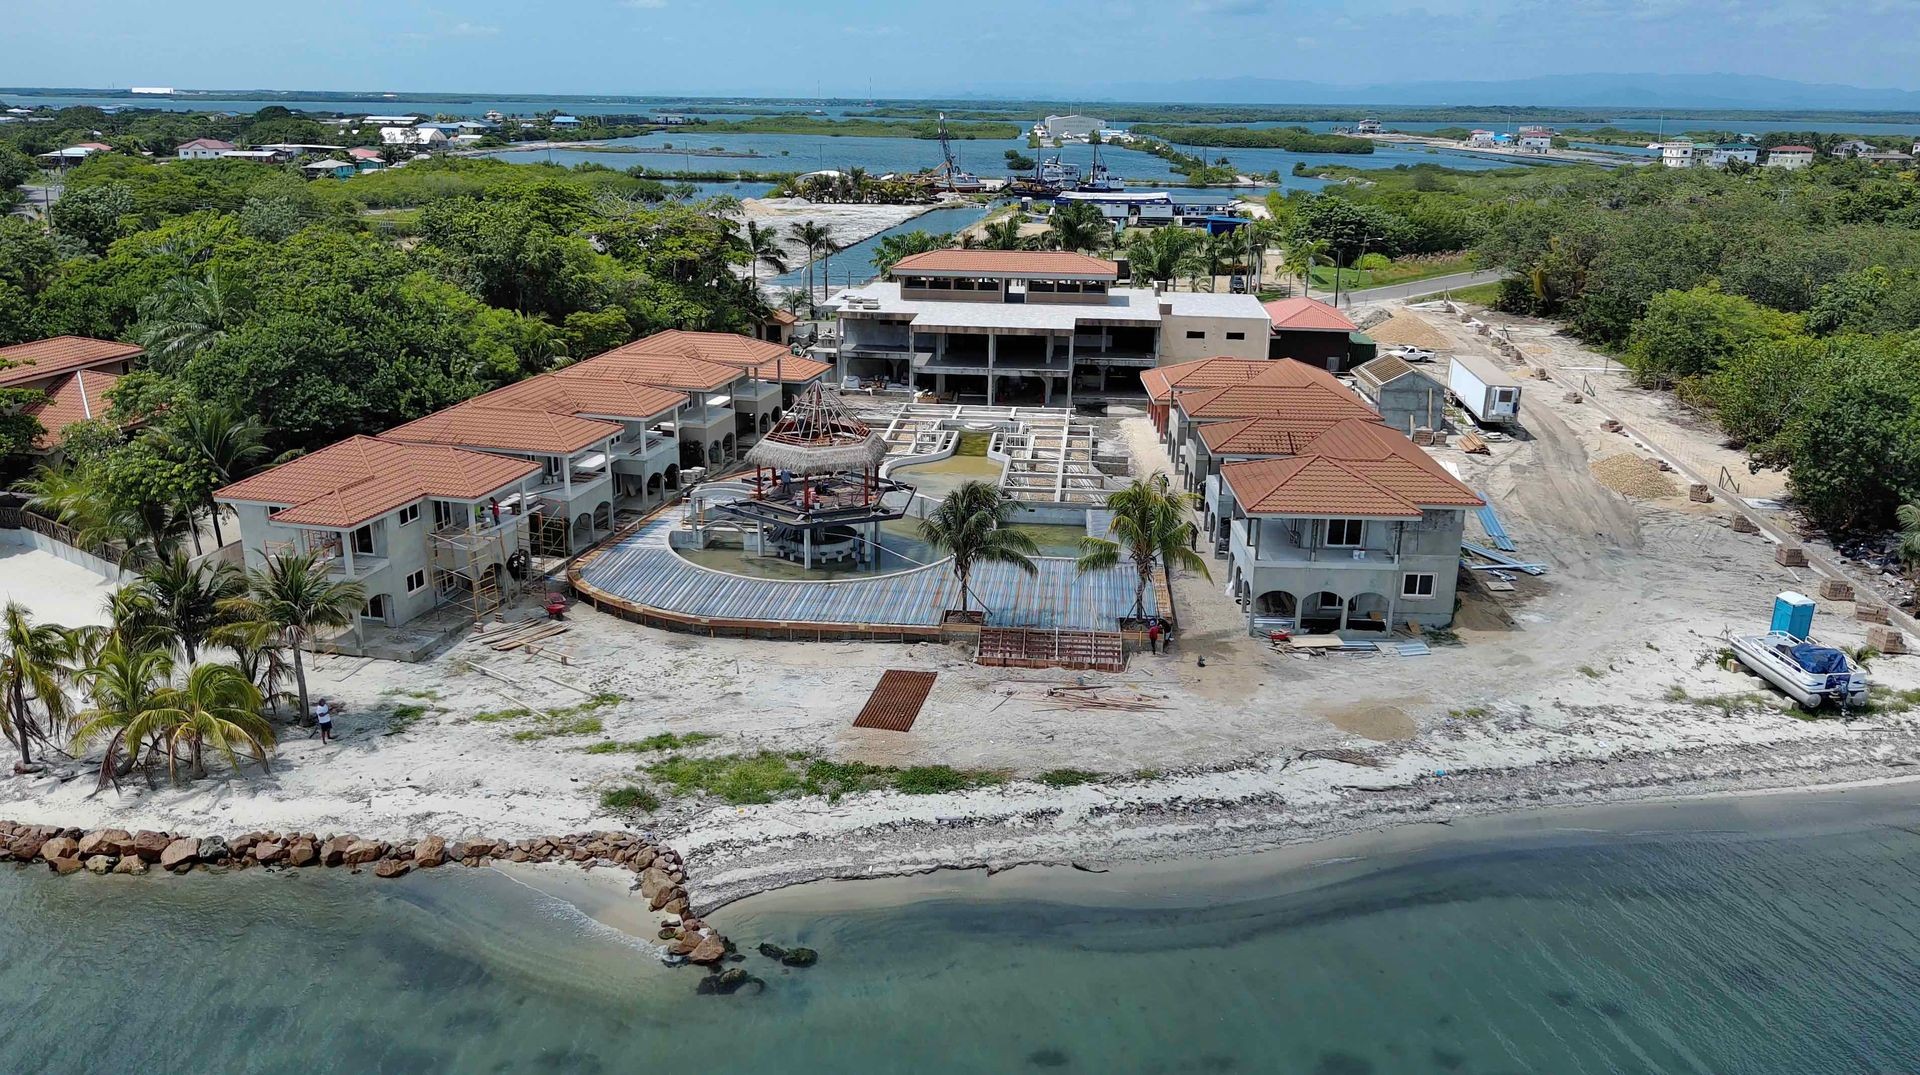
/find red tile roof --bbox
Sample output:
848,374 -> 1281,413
178,138 -> 235,151
1220,418 -> 1482,517
26,370 -> 119,450
0,336 -> 143,388
890,249 -> 1119,277
217,436 -> 539,529
1262,297 -> 1357,333
1140,357 -> 1275,404
1174,381 -> 1377,422
1197,412 -> 1385,457
613,331 -> 833,384
381,404 -> 622,455
476,372 -> 687,423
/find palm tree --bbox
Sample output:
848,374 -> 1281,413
154,663 -> 273,780
981,216 -> 1026,251
871,230 -> 952,275
743,221 -> 789,289
917,481 -> 1040,615
131,552 -> 246,663
70,640 -> 172,786
132,269 -> 250,373
788,221 -> 839,311
1125,228 -> 1203,289
208,613 -> 292,717
1075,475 -> 1211,622
1284,239 -> 1330,300
0,603 -> 79,770
1047,202 -> 1110,255
240,551 -> 365,724
161,404 -> 268,548
1898,502 -> 1920,580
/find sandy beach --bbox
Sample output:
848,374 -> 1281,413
738,197 -> 949,273
1,300 -> 1914,914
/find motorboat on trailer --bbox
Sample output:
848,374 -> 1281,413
1729,631 -> 1871,711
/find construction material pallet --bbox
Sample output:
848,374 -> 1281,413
976,628 -> 1127,673
852,670 -> 938,732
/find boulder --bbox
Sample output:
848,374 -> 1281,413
160,838 -> 200,871
631,847 -> 657,870
7,834 -> 47,861
77,829 -> 125,857
112,855 -> 148,875
757,942 -> 788,961
506,849 -> 530,863
319,836 -> 353,867
661,896 -> 689,919
286,838 -> 317,867
638,866 -> 673,902
668,934 -> 700,957
687,935 -> 728,965
342,839 -> 386,866
39,836 -> 78,863
413,836 -> 448,868
131,831 -> 172,862
83,854 -> 114,874
780,947 -> 818,968
649,885 -> 685,912
373,859 -> 411,879
452,840 -> 494,861
50,853 -> 85,875
197,836 -> 231,862
251,841 -> 286,866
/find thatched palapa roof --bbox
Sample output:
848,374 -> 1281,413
744,384 -> 889,476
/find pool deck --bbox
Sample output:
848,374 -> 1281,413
569,508 -> 1158,637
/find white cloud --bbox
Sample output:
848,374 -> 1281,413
448,21 -> 499,36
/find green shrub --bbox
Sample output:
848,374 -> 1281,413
599,786 -> 660,813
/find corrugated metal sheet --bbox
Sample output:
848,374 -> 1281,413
1472,490 -> 1515,552
576,515 -> 1154,630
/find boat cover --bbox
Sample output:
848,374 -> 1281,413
1788,643 -> 1849,675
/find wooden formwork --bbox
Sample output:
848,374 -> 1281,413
976,628 -> 1127,673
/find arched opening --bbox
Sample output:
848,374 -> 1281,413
679,438 -> 704,469
758,412 -> 772,433
663,464 -> 681,490
593,501 -> 613,532
571,512 -> 593,550
1301,590 -> 1345,632
1346,592 -> 1391,633
709,440 -> 725,466
1254,591 -> 1298,617
646,472 -> 663,502
722,433 -> 736,459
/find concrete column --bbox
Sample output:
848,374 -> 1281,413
803,527 -> 813,569
986,334 -> 998,406
1065,334 -> 1076,409
342,539 -> 355,578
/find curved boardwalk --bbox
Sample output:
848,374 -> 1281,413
572,511 -> 1155,633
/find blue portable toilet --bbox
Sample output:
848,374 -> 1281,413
1771,591 -> 1815,638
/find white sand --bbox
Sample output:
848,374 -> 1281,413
1,306 -> 1916,909
739,198 -> 942,268
0,543 -> 118,627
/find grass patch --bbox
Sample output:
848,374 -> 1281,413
485,693 -> 626,741
1447,705 -> 1491,719
473,707 -> 533,723
1447,281 -> 1503,305
1862,686 -> 1920,716
385,703 -> 432,735
1131,768 -> 1163,782
1036,768 -> 1102,788
1664,686 -> 1778,716
1423,627 -> 1461,646
1577,665 -> 1603,679
599,786 -> 660,813
646,751 -> 1006,805
583,731 -> 718,755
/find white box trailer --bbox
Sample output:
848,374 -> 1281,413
1447,353 -> 1521,426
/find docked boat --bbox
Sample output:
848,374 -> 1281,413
1729,631 -> 1871,711
1037,157 -> 1081,186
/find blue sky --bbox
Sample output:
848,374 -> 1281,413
12,0 -> 1920,97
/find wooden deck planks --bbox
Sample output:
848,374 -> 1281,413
852,670 -> 939,732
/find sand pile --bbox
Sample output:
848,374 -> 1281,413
1366,311 -> 1452,351
1591,453 -> 1677,498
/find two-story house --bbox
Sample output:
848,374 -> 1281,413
825,249 -> 1270,406
1218,419 -> 1483,633
1162,362 -> 1379,491
0,336 -> 144,455
216,437 -> 543,632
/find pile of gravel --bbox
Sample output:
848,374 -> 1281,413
1590,453 -> 1678,499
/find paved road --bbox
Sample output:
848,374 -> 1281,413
1332,269 -> 1508,307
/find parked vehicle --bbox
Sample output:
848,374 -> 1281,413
1229,274 -> 1248,294
1730,631 -> 1871,711
1447,353 -> 1521,426
1385,345 -> 1435,363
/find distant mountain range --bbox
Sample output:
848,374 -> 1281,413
963,74 -> 1920,111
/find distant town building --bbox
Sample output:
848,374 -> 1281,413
1355,117 -> 1382,135
484,110 -> 505,123
129,87 -> 175,95
550,115 -> 582,129
1467,129 -> 1497,147
1703,143 -> 1758,168
363,115 -> 420,126
1659,140 -> 1695,168
1857,149 -> 1915,168
300,159 -> 356,180
1764,145 -> 1816,169
1517,126 -> 1554,153
1043,114 -> 1104,141
176,137 -> 235,160
1832,139 -> 1875,158
380,126 -> 448,147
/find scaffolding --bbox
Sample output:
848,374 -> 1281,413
866,402 -> 1124,505
430,517 -> 525,624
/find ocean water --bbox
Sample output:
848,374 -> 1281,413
0,792 -> 1916,1073
768,203 -> 993,289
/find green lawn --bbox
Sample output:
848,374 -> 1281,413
1447,281 -> 1504,305
1306,252 -> 1478,291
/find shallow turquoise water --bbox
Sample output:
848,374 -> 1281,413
2,795 -> 1918,1072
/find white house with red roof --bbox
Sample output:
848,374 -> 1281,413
176,137 -> 236,160
1217,418 -> 1483,632
1765,145 -> 1816,169
0,336 -> 144,455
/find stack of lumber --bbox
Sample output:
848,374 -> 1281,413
471,617 -> 573,663
1030,684 -> 1167,712
1867,625 -> 1907,655
1459,432 -> 1490,455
